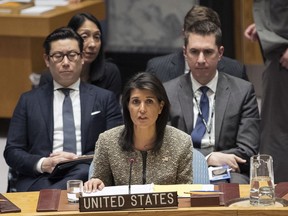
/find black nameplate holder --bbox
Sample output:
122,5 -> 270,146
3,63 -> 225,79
190,194 -> 220,207
79,192 -> 178,212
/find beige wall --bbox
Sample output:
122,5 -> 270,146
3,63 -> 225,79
234,0 -> 263,65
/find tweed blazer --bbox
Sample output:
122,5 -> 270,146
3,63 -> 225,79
145,51 -> 248,83
91,125 -> 193,185
164,72 -> 260,174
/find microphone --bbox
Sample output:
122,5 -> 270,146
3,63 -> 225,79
128,158 -> 135,194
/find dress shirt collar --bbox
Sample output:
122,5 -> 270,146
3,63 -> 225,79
184,60 -> 190,74
53,78 -> 80,92
190,71 -> 218,94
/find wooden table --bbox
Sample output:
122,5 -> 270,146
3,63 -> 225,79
0,0 -> 105,118
2,185 -> 288,216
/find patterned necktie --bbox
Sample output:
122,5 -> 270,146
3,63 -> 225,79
191,86 -> 210,148
60,88 -> 76,153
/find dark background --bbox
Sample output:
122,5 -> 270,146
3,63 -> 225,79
105,0 -> 234,88
0,1 -> 235,145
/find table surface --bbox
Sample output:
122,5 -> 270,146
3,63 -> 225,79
0,0 -> 105,37
2,184 -> 288,216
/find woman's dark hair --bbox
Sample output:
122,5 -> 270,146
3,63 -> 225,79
68,12 -> 105,82
120,72 -> 170,153
43,27 -> 83,55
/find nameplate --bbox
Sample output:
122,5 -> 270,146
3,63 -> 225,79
79,192 -> 178,211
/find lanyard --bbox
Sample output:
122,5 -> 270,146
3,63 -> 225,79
194,93 -> 216,145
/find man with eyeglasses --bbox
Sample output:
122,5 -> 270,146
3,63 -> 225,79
164,21 -> 260,184
4,27 -> 123,191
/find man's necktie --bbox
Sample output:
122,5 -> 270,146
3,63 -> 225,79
60,88 -> 76,153
191,86 -> 210,148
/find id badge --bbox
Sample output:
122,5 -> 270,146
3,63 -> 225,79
208,165 -> 231,182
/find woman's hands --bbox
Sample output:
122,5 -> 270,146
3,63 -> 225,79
84,178 -> 105,193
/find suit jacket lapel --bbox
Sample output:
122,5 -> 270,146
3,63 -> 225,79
80,83 -> 94,152
170,51 -> 185,79
217,58 -> 225,72
38,83 -> 54,144
215,73 -> 230,147
178,74 -> 194,133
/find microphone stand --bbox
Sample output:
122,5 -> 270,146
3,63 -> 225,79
128,158 -> 135,194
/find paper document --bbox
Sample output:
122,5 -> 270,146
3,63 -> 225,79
20,5 -> 54,14
34,0 -> 68,6
0,0 -> 32,3
82,184 -> 154,197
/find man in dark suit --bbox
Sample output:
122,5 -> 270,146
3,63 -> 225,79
4,27 -> 123,191
146,5 -> 248,83
164,21 -> 260,183
245,0 -> 288,183
146,51 -> 248,83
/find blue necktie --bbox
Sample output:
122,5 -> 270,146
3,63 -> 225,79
60,88 -> 77,153
191,86 -> 209,148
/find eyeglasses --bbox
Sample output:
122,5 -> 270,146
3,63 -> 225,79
49,51 -> 81,63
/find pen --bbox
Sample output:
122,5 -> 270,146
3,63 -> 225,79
184,191 -> 224,195
189,190 -> 221,192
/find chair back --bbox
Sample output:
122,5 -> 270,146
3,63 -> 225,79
7,167 -> 18,192
193,148 -> 210,184
88,162 -> 94,179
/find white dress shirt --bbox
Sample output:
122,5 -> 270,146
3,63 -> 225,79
190,71 -> 218,150
53,79 -> 82,155
36,79 -> 82,173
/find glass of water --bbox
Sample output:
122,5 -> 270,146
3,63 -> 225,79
250,154 -> 275,206
67,180 -> 83,203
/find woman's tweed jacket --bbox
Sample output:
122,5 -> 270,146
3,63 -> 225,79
91,125 -> 193,186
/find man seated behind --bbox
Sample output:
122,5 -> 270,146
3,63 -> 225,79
4,27 -> 123,191
164,21 -> 260,183
146,5 -> 248,83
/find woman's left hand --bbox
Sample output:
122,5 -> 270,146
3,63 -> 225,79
84,178 -> 105,193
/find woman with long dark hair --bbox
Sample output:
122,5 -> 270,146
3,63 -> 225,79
40,13 -> 122,101
84,73 -> 193,191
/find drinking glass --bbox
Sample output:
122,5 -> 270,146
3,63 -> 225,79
67,180 -> 83,203
250,154 -> 275,206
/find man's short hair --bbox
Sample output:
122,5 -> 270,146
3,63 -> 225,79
184,21 -> 222,47
43,27 -> 84,55
183,5 -> 221,31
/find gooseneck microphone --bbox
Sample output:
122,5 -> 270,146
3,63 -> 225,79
128,158 -> 135,194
